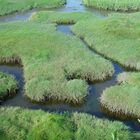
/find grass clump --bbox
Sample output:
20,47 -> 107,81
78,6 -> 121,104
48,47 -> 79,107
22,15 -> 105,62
83,0 -> 140,11
72,112 -> 133,140
100,72 -> 140,118
72,12 -> 140,70
29,11 -> 94,24
0,107 -> 75,140
0,107 -> 136,140
0,0 -> 66,16
0,20 -> 113,103
0,72 -> 17,100
28,114 -> 74,140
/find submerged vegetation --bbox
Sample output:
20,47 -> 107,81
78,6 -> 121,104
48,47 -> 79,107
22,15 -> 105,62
0,0 -> 66,16
0,107 -> 136,140
0,72 -> 17,100
72,12 -> 140,70
0,20 -> 113,103
100,72 -> 140,118
83,0 -> 140,11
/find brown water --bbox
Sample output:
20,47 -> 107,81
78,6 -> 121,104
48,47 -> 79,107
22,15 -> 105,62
0,0 -> 140,132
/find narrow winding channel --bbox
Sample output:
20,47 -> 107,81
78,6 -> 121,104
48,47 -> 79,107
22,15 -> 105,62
0,0 -> 140,132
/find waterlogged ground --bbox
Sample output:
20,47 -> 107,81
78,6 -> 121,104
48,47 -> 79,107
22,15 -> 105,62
0,0 -> 140,138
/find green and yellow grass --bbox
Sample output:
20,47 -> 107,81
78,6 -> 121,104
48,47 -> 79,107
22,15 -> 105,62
0,0 -> 66,16
0,72 -> 17,100
0,14 -> 114,103
83,0 -> 140,11
72,12 -> 140,70
100,72 -> 140,118
0,107 -> 136,140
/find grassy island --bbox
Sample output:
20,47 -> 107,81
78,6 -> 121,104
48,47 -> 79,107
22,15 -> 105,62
0,15 -> 114,103
0,72 -> 17,100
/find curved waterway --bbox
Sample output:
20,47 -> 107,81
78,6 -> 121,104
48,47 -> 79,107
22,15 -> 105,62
0,0 -> 140,132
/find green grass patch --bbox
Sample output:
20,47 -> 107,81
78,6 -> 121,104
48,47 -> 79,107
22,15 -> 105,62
72,12 -> 140,70
0,72 -> 17,100
83,0 -> 140,11
0,0 -> 66,16
0,107 -> 136,140
0,20 -> 113,103
73,112 -> 133,140
29,11 -> 94,24
0,107 -> 75,140
100,72 -> 140,118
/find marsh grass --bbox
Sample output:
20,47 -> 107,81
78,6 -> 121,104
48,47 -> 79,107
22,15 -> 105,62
72,112 -> 133,140
72,12 -> 140,71
0,0 -> 66,16
0,107 -> 136,140
0,72 -> 18,100
29,11 -> 94,24
0,20 -> 114,103
83,0 -> 140,11
100,72 -> 140,118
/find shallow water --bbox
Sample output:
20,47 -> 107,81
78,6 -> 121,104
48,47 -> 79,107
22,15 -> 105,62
0,0 -> 140,132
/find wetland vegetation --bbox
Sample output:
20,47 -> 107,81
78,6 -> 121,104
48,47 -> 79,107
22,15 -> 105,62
83,0 -> 140,11
101,72 -> 140,118
0,21 -> 113,103
72,12 -> 140,71
0,0 -> 66,16
0,0 -> 140,139
0,72 -> 17,100
71,11 -> 140,120
0,107 -> 138,140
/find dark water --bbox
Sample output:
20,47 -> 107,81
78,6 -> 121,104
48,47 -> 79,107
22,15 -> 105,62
0,0 -> 140,132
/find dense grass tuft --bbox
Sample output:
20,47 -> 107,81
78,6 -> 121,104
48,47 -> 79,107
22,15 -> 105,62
72,12 -> 140,70
28,113 -> 75,140
29,11 -> 94,24
0,72 -> 17,100
0,107 -> 136,140
83,0 -> 140,11
0,0 -> 66,16
73,112 -> 133,140
100,72 -> 140,118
